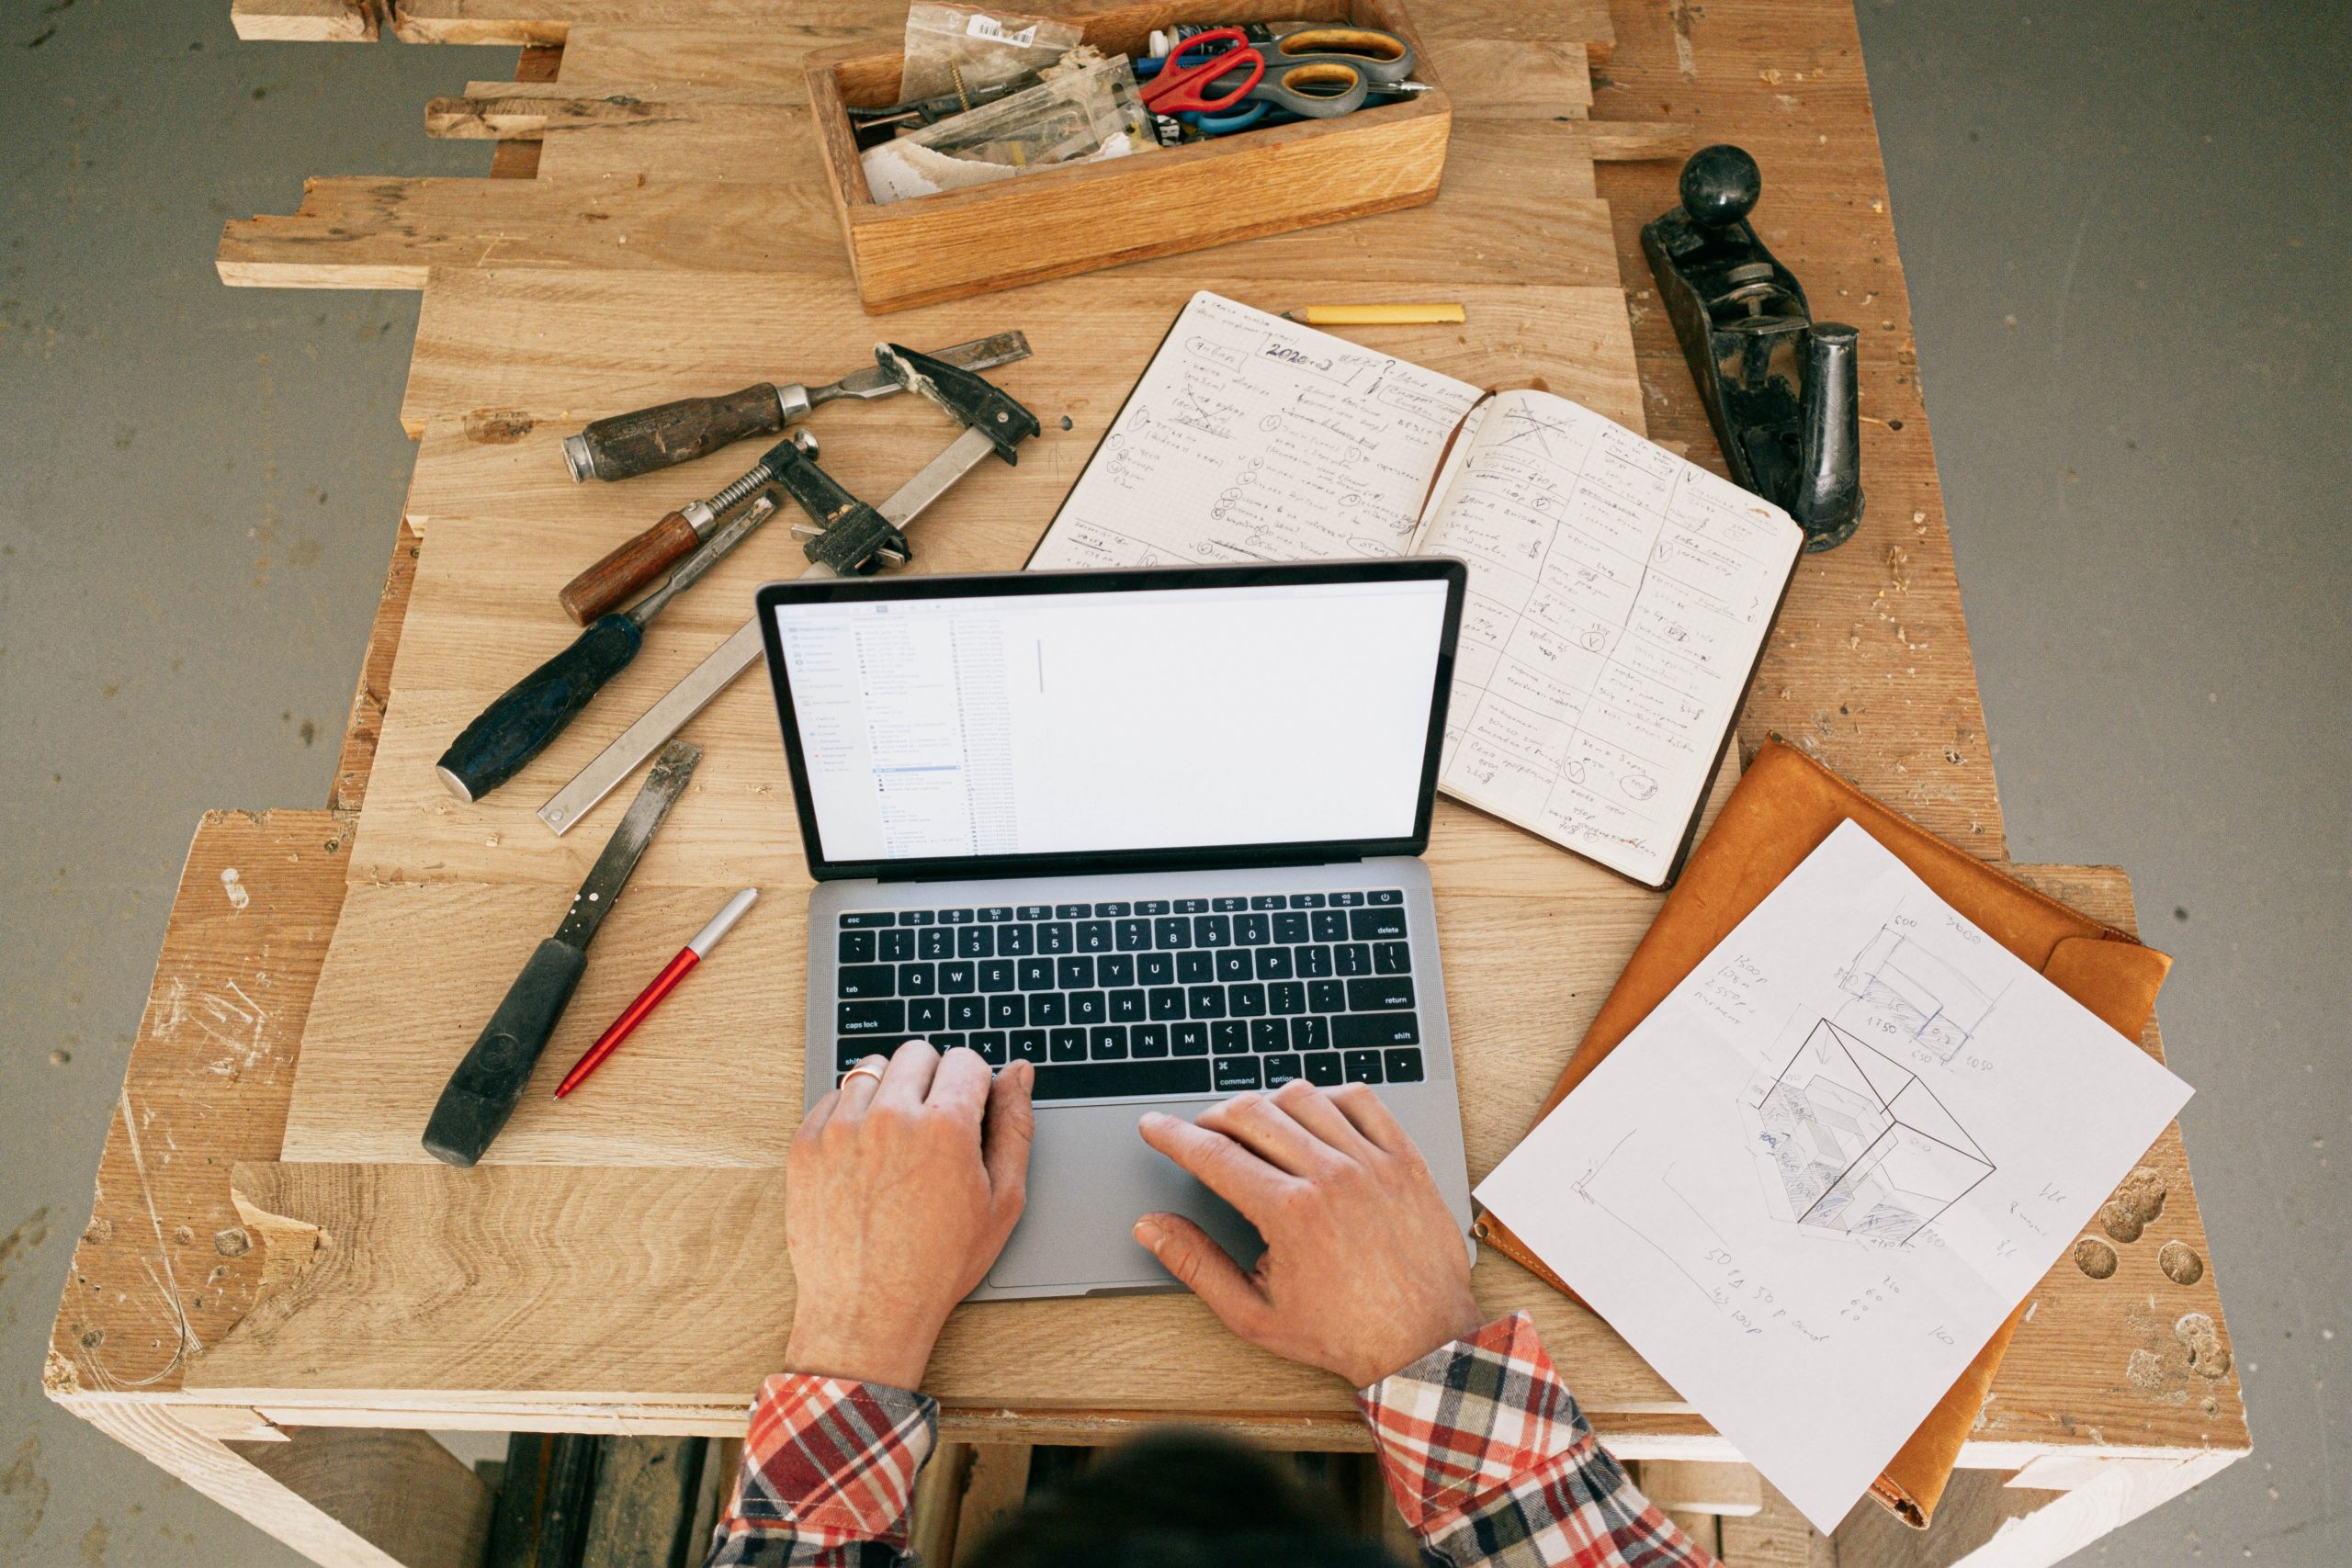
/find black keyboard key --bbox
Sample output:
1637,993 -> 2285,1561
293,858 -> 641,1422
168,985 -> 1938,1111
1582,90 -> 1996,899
1350,908 -> 1408,941
1269,981 -> 1306,1015
838,999 -> 905,1035
979,906 -> 1013,921
1109,989 -> 1146,1024
1017,905 -> 1052,920
1054,903 -> 1087,919
1187,986 -> 1227,1019
1136,899 -> 1170,916
1310,910 -> 1348,942
1018,957 -> 1054,991
839,1039 -> 904,1070
1131,1023 -> 1170,1057
1384,1047 -> 1425,1083
1347,976 -> 1416,1012
1370,889 -> 1402,906
1272,911 -> 1309,944
841,911 -> 894,929
1250,1018 -> 1289,1053
1333,1011 -> 1419,1048
1330,892 -> 1364,907
1039,922 -> 1075,954
1211,1021 -> 1250,1055
1090,1025 -> 1129,1060
1264,1054 -> 1306,1088
939,962 -> 976,994
971,1032 -> 1009,1064
1374,942 -> 1413,976
1155,917 -> 1193,949
948,997 -> 985,1031
1115,919 -> 1151,951
1092,901 -> 1132,918
1335,943 -> 1372,976
839,930 -> 876,964
957,926 -> 994,958
1175,898 -> 1209,914
1137,952 -> 1174,986
1250,895 -> 1284,910
1342,1050 -> 1385,1084
1178,951 -> 1214,984
1098,953 -> 1136,987
1309,979 -> 1345,1013
876,929 -> 911,963
940,908 -> 975,925
1033,1059 -> 1212,1101
1227,983 -> 1267,1017
989,995 -> 1023,1029
979,959 -> 1015,992
1193,914 -> 1232,947
1292,1015 -> 1330,1051
1057,956 -> 1094,989
1296,944 -> 1333,977
999,923 -> 1035,956
919,928 -> 954,960
1011,1029 -> 1048,1063
1077,920 -> 1113,953
1148,987 -> 1188,1021
898,962 -> 937,996
931,1032 -> 967,1054
1253,946 -> 1294,980
898,909 -> 936,925
1213,896 -> 1248,912
1027,993 -> 1068,1027
836,964 -> 895,999
1214,1056 -> 1262,1091
1069,990 -> 1108,1025
1172,1021 -> 1210,1056
1049,1028 -> 1088,1062
1216,950 -> 1252,983
908,998 -> 947,1032
1305,1050 -> 1344,1086
1289,893 -> 1327,908
1236,913 -> 1272,945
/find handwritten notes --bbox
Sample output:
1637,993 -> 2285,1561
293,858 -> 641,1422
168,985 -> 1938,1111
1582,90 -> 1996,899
1029,291 -> 1482,570
1476,822 -> 2194,1531
1029,293 -> 1802,886
1418,390 -> 1803,886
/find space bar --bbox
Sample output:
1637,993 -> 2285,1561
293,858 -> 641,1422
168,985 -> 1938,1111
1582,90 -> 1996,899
1030,1061 -> 1213,1101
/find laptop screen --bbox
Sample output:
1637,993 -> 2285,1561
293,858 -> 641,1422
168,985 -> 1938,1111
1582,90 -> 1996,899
758,561 -> 1464,881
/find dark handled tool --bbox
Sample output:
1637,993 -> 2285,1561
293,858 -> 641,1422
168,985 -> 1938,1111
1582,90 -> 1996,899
436,489 -> 783,803
1642,145 -> 1862,551
422,739 -> 700,1168
559,331 -> 1031,485
536,344 -> 1041,835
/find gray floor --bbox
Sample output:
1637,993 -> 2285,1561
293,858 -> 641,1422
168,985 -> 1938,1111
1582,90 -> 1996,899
0,1 -> 2341,1563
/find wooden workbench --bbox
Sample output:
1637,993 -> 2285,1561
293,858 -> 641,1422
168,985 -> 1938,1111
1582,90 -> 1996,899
47,5 -> 2245,1566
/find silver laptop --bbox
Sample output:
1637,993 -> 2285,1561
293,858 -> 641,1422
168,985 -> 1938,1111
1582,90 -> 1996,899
756,559 -> 1475,1300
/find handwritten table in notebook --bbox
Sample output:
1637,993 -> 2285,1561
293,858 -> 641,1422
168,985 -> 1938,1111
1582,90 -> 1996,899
42,5 -> 2246,1568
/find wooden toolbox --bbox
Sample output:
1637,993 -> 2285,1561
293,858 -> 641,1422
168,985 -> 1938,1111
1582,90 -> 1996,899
806,0 -> 1453,312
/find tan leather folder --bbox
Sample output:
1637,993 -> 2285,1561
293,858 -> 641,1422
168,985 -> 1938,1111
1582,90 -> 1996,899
1472,739 -> 2172,1527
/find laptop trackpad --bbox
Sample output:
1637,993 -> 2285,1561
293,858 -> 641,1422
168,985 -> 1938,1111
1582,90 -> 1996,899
988,1100 -> 1266,1293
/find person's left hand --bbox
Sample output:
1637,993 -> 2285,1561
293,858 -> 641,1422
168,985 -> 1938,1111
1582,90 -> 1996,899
783,1041 -> 1035,1389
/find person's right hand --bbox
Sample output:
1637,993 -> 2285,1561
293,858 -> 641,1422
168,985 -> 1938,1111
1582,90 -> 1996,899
1133,1080 -> 1484,1388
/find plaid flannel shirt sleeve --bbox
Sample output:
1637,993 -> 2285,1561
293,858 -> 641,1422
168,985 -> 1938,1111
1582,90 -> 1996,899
706,1373 -> 938,1568
1357,1313 -> 1719,1568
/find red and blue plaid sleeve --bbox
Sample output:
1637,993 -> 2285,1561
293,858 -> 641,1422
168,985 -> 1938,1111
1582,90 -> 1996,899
1357,1313 -> 1719,1568
706,1373 -> 937,1567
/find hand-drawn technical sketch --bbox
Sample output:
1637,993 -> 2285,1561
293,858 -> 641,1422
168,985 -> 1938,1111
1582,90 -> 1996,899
1738,1018 -> 1995,1245
1837,922 -> 1996,1062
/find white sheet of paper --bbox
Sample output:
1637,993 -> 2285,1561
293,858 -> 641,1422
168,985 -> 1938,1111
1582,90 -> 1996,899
1475,820 -> 2192,1531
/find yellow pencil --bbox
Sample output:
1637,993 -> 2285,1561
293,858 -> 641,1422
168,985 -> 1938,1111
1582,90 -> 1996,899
1279,303 -> 1468,326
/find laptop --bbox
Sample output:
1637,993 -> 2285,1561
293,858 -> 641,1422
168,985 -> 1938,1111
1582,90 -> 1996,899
756,559 -> 1476,1300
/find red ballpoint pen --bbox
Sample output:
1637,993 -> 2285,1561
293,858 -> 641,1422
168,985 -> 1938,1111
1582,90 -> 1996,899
554,887 -> 758,1099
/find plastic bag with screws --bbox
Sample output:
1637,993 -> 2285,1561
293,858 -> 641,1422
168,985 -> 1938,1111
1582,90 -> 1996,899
862,49 -> 1158,205
899,4 -> 1085,106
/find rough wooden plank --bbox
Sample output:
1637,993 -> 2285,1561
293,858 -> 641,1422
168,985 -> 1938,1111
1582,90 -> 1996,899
1639,1459 -> 1764,1516
236,1428 -> 496,1568
333,517 -> 420,813
580,1436 -> 707,1568
951,1447 -> 1033,1565
232,0 -> 382,42
1589,0 -> 2003,852
1718,1472 -> 1837,1568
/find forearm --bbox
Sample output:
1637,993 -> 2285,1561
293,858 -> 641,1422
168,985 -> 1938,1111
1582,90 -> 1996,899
1357,1313 -> 1719,1568
706,1374 -> 939,1567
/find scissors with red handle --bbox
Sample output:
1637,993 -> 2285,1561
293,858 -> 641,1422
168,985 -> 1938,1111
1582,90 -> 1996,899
1137,27 -> 1264,115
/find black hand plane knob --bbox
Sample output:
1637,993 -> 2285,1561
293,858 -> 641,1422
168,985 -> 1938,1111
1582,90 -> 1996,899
1641,144 -> 1864,551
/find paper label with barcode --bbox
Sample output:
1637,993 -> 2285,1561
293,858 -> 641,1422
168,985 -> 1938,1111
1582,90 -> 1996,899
965,14 -> 1039,46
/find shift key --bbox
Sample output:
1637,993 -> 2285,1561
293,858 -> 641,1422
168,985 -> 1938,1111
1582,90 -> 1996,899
1332,1011 -> 1419,1048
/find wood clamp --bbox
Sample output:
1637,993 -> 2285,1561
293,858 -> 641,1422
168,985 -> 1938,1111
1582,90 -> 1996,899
1643,145 -> 1864,550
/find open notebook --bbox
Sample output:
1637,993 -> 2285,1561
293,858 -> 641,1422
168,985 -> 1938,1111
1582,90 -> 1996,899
1028,292 -> 1804,887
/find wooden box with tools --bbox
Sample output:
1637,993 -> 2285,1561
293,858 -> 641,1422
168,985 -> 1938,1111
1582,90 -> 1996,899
806,0 -> 1453,311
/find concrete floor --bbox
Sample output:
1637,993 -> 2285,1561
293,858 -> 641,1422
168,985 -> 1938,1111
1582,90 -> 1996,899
0,1 -> 2341,1564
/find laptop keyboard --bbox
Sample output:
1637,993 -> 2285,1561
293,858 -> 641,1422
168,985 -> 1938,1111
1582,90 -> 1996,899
832,891 -> 1426,1102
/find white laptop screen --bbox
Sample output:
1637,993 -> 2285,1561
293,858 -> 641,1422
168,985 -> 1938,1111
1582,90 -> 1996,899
767,570 -> 1456,871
